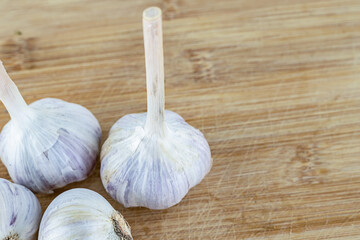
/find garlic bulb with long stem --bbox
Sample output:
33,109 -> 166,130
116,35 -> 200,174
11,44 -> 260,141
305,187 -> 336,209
38,188 -> 132,240
100,7 -> 212,210
0,178 -> 42,240
0,61 -> 101,193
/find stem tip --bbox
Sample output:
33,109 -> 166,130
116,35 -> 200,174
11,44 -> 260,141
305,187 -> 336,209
143,7 -> 162,21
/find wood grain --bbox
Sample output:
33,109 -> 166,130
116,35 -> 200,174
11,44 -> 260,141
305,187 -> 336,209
1,0 -> 360,239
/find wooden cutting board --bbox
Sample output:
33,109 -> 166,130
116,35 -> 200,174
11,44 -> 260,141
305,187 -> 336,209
1,0 -> 360,239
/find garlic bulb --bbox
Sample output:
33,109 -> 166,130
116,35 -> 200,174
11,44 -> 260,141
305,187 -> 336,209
0,61 -> 101,193
0,178 -> 42,240
38,188 -> 132,240
100,7 -> 212,210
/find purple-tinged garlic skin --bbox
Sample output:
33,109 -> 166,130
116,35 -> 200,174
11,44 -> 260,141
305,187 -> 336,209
101,110 -> 212,209
39,188 -> 132,240
0,98 -> 101,193
101,7 -> 212,210
0,178 -> 42,240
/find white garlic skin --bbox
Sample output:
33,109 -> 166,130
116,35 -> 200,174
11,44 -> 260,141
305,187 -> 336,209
39,188 -> 132,240
0,98 -> 101,194
0,178 -> 42,240
101,110 -> 212,209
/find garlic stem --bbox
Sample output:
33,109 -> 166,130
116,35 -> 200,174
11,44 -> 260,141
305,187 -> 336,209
143,7 -> 165,136
0,61 -> 29,120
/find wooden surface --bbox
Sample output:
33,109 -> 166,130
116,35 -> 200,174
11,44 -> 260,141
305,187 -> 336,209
0,0 -> 360,239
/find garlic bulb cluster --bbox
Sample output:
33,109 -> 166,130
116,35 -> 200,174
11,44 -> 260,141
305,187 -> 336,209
39,188 -> 132,240
0,178 -> 42,240
0,61 -> 101,193
101,7 -> 212,209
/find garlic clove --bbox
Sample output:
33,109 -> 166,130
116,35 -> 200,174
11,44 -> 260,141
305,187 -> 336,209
0,61 -> 101,193
0,178 -> 42,240
38,188 -> 133,240
100,7 -> 212,210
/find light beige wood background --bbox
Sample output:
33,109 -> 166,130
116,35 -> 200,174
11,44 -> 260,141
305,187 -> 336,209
0,0 -> 360,239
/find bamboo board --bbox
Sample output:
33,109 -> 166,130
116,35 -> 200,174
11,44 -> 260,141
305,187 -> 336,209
1,0 -> 360,239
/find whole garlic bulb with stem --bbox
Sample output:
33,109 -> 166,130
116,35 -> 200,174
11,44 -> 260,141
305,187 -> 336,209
38,188 -> 133,240
0,61 -> 101,193
100,7 -> 212,210
0,178 -> 42,240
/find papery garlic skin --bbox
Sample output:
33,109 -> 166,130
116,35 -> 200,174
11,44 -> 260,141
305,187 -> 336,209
0,178 -> 42,240
39,188 -> 132,240
101,110 -> 212,209
0,97 -> 101,193
101,7 -> 212,210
